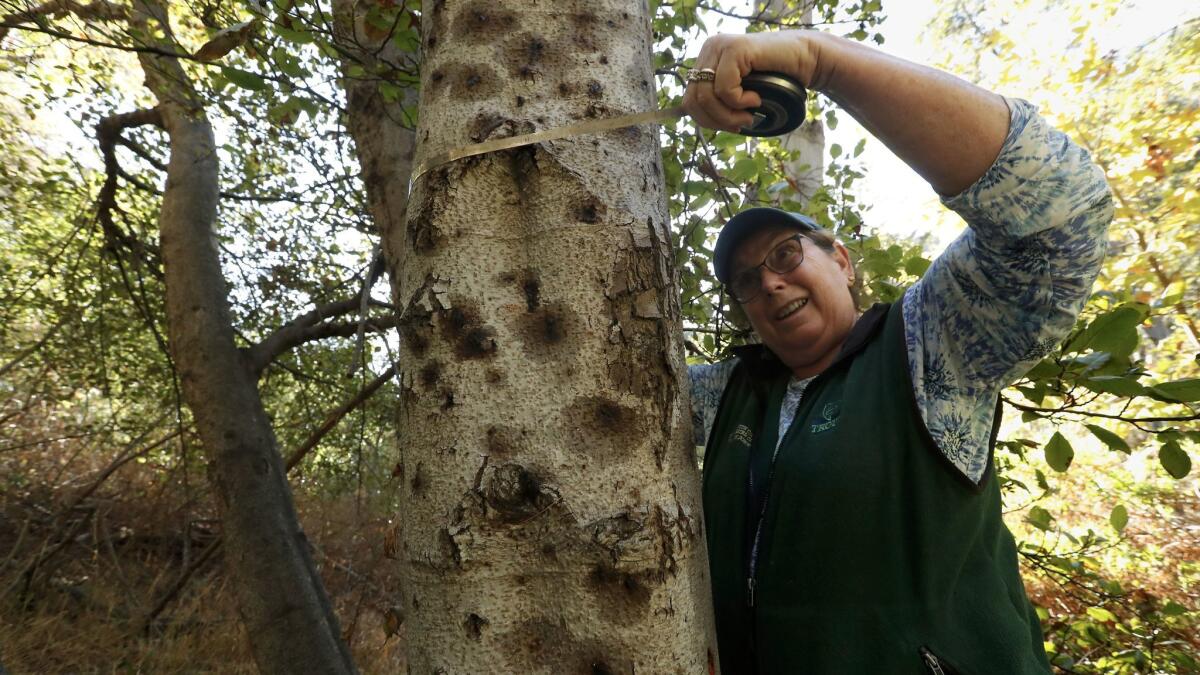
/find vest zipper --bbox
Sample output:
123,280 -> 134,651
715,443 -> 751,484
919,646 -> 951,675
745,373 -> 821,609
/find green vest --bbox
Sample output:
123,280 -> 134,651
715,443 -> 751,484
702,301 -> 1051,674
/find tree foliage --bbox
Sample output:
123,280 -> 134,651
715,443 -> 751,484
0,0 -> 1195,671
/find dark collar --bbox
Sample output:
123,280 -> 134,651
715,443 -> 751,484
730,302 -> 892,381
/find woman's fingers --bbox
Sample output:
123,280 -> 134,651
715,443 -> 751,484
684,80 -> 752,133
683,34 -> 772,133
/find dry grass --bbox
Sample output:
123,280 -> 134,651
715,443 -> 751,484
0,433 -> 407,674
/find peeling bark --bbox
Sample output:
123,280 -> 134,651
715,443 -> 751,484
388,1 -> 718,671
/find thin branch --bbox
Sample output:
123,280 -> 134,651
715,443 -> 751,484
0,313 -> 69,379
286,363 -> 396,471
0,0 -> 127,42
2,20 -> 188,59
140,538 -> 223,634
94,107 -> 165,274
114,136 -> 167,171
244,297 -> 398,376
348,246 -> 386,376
143,362 -> 397,630
1002,395 -> 1199,424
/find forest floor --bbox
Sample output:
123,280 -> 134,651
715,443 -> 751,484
1,433 -> 1196,672
0,441 -> 407,674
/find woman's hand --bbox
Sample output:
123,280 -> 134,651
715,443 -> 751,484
681,30 -> 1009,196
681,31 -> 823,134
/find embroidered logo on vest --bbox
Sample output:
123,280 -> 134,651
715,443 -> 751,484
810,401 -> 841,434
728,424 -> 754,448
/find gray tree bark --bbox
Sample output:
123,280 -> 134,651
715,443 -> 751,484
130,2 -> 355,672
386,0 -> 719,671
332,0 -> 418,245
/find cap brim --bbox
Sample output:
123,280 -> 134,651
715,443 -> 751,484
713,208 -> 821,284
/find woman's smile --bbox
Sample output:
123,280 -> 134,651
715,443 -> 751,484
773,297 -> 809,321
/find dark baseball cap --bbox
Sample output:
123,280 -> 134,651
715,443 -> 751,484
713,207 -> 822,284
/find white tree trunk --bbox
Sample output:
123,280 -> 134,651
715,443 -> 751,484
393,1 -> 718,671
758,0 -> 824,204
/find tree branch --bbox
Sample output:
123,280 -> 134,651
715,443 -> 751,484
0,0 -> 127,42
94,107 -> 165,274
1002,395 -> 1199,424
142,362 -> 397,631
286,363 -> 397,470
244,297 -> 399,376
0,313 -> 69,379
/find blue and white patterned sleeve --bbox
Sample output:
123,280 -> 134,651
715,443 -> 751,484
688,360 -> 737,446
903,97 -> 1114,485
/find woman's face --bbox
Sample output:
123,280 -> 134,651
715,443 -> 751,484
731,226 -> 858,378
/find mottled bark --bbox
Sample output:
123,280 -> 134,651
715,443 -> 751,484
131,2 -> 354,672
390,1 -> 718,672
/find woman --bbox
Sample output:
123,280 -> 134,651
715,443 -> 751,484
682,31 -> 1113,674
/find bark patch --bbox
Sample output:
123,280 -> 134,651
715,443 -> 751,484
451,2 -> 516,42
439,299 -> 498,359
485,425 -> 528,458
563,395 -> 643,459
587,562 -> 653,620
483,464 -> 554,523
501,33 -> 559,79
400,321 -> 431,357
419,360 -> 442,388
464,612 -> 488,640
469,112 -> 509,143
426,62 -> 501,102
569,11 -> 614,52
502,620 -> 633,675
505,267 -> 540,310
588,513 -> 644,554
439,527 -> 462,566
516,301 -> 572,359
410,461 -> 429,497
574,197 -> 605,224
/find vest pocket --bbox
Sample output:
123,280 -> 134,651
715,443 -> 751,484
919,646 -> 966,675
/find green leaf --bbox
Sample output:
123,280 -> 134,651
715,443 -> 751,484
1109,504 -> 1128,533
1087,606 -> 1117,623
379,81 -> 403,104
1162,600 -> 1188,617
903,255 -> 931,277
1065,305 -> 1145,357
1081,375 -> 1144,397
1158,439 -> 1191,479
1086,424 -> 1130,454
726,157 -> 757,184
1044,431 -> 1074,472
1148,378 -> 1200,402
1026,505 -> 1053,531
275,26 -> 314,44
221,66 -> 269,92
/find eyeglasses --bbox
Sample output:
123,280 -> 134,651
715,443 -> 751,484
727,234 -> 807,303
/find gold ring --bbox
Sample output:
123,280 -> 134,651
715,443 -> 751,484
687,67 -> 716,83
